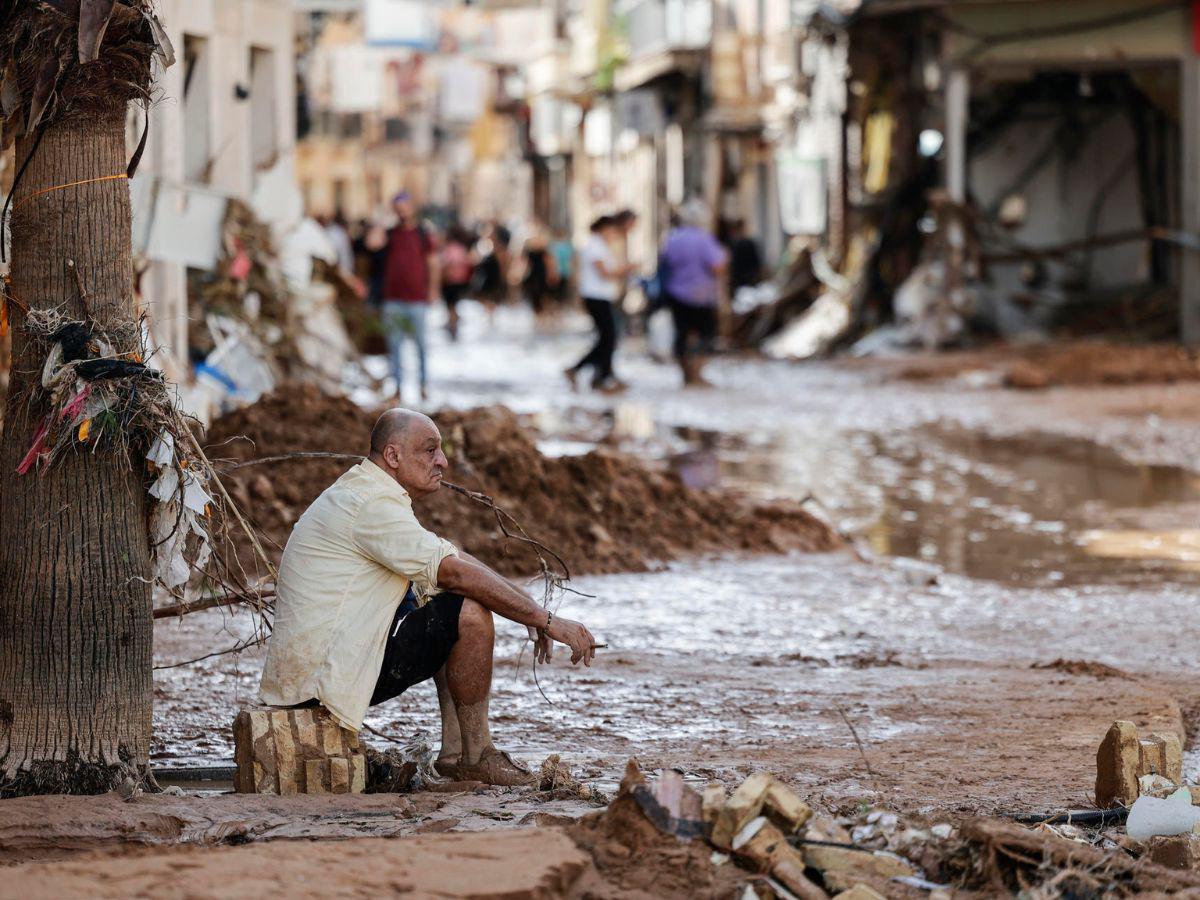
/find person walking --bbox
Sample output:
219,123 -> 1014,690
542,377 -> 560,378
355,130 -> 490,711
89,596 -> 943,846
380,192 -> 438,401
661,199 -> 728,387
520,224 -> 558,319
549,228 -> 574,308
564,216 -> 632,393
440,224 -> 473,342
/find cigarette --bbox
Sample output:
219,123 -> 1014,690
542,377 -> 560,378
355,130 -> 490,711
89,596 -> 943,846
591,643 -> 608,649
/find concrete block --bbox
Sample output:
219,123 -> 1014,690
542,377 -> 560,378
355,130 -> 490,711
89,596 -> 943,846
233,706 -> 367,795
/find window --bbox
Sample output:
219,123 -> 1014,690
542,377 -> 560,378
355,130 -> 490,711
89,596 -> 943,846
249,46 -> 278,172
183,35 -> 211,183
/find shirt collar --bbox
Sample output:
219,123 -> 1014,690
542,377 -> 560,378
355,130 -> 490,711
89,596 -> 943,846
360,458 -> 412,501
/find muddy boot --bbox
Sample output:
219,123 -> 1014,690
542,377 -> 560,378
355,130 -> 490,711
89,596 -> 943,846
454,746 -> 535,787
434,758 -> 462,780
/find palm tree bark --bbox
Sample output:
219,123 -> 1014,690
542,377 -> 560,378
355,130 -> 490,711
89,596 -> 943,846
0,114 -> 153,795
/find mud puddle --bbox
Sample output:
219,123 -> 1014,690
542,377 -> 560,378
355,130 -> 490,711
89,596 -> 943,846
533,405 -> 1200,587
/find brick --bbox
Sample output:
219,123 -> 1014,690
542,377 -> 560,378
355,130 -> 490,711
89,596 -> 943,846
305,758 -> 330,794
733,819 -> 826,900
1096,721 -> 1140,808
802,844 -> 916,894
763,781 -> 812,833
834,887 -> 887,900
701,784 -> 725,828
330,757 -> 351,794
350,753 -> 367,794
271,711 -> 299,795
1148,834 -> 1200,870
712,773 -> 774,849
1141,732 -> 1183,784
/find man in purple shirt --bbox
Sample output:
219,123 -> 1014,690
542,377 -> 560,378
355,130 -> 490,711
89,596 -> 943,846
660,199 -> 728,386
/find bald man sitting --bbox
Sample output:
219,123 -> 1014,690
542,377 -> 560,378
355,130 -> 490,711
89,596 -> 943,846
260,409 -> 597,786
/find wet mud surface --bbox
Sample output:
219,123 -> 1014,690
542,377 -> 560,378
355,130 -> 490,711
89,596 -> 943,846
154,310 -> 1200,817
9,307 -> 1200,881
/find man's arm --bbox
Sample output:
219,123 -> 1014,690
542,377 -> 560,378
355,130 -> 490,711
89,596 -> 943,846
457,550 -> 556,663
436,554 -> 596,665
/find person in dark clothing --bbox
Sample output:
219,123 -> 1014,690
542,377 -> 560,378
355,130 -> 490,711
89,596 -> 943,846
661,199 -> 728,387
520,225 -> 558,317
440,224 -> 474,341
564,216 -> 633,392
727,219 -> 763,293
471,222 -> 509,310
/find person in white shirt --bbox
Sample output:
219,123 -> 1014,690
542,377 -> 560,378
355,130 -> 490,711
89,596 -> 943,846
564,215 -> 635,392
260,409 -> 597,786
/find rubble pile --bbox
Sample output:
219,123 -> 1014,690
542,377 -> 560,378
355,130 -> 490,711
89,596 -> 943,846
590,759 -> 1200,898
205,389 -> 840,576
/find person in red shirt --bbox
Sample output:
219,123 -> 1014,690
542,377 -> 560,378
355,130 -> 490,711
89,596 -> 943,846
377,192 -> 439,401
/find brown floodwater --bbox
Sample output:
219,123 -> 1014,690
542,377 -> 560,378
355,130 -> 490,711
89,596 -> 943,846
664,425 -> 1200,587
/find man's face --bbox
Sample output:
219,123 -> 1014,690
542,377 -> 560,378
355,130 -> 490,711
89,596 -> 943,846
394,197 -> 415,222
381,419 -> 447,497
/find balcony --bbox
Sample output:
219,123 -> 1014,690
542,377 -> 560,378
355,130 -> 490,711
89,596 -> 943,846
615,0 -> 710,91
622,0 -> 711,59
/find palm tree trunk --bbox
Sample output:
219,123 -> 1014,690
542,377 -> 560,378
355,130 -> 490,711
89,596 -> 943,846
0,112 -> 153,795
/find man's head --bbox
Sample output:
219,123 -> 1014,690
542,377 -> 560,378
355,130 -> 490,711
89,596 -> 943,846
393,191 -> 415,224
368,408 -> 447,497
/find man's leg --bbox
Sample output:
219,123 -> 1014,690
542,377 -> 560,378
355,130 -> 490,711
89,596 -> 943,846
433,667 -> 462,765
382,301 -> 405,398
444,598 -> 494,765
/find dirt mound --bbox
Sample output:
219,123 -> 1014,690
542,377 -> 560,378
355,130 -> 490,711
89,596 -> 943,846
1006,342 -> 1200,389
566,768 -> 747,899
205,389 -> 839,577
1032,658 -> 1129,679
897,341 -> 1200,390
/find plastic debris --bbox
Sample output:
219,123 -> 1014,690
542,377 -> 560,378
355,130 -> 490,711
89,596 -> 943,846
1126,795 -> 1200,842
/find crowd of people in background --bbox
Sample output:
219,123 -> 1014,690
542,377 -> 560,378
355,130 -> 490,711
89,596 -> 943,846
314,191 -> 764,402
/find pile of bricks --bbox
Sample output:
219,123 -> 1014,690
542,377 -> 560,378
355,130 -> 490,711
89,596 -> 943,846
233,706 -> 367,795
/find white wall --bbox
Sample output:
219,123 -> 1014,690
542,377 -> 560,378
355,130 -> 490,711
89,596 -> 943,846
971,110 -> 1146,295
134,0 -> 296,376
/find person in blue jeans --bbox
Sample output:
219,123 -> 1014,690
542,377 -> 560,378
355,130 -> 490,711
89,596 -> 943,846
375,192 -> 438,401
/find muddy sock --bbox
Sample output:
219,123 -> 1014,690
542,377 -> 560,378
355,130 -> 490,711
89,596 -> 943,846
455,700 -> 493,766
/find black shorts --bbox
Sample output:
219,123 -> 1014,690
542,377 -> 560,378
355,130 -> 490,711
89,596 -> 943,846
369,592 -> 464,706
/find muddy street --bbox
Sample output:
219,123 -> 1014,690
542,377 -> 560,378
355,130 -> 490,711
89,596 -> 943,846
153,306 -> 1200,826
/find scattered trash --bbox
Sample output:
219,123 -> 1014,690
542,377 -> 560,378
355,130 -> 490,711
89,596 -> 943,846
1126,795 -> 1200,842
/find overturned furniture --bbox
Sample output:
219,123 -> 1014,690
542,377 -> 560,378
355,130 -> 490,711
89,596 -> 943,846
234,706 -> 367,795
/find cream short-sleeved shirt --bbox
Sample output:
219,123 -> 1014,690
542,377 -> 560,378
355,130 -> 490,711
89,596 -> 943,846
260,459 -> 458,731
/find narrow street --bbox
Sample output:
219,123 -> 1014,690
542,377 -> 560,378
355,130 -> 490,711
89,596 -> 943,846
154,303 -> 1200,827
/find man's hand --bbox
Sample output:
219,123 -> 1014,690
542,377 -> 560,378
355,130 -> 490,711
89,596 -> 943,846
546,616 -> 596,666
527,625 -> 553,663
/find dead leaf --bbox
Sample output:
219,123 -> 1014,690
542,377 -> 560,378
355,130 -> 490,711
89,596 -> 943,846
78,0 -> 116,63
144,11 -> 176,68
1,61 -> 19,118
28,55 -> 60,133
41,0 -> 82,17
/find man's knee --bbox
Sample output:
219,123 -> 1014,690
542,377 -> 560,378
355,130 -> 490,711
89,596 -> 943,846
458,597 -> 494,636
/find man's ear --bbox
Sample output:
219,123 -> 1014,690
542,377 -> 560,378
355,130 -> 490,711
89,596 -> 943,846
383,444 -> 401,469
